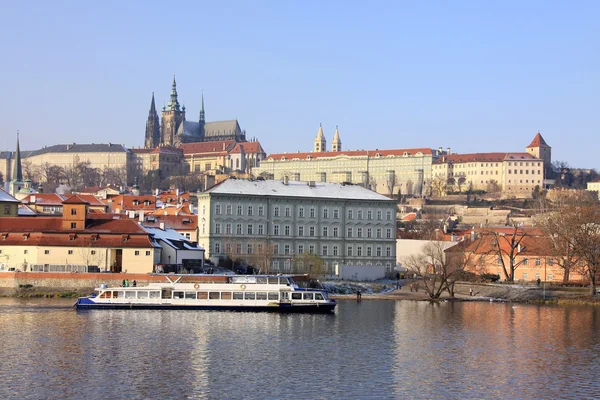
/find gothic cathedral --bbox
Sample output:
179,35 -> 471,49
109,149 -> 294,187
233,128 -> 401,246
144,77 -> 246,148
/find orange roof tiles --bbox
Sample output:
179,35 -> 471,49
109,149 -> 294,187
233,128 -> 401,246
229,141 -> 265,154
266,148 -> 434,161
21,193 -> 65,206
526,132 -> 549,148
433,152 -> 539,164
142,214 -> 198,230
62,194 -> 90,205
180,140 -> 236,155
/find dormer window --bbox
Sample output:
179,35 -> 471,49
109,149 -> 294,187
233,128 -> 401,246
133,200 -> 140,206
69,233 -> 77,241
91,234 -> 99,241
144,200 -> 150,206
121,234 -> 129,243
1,233 -> 8,240
23,233 -> 30,240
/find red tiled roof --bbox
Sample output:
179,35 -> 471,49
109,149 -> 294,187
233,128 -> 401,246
142,214 -> 198,230
156,191 -> 191,204
62,194 -> 90,205
21,193 -> 65,206
130,147 -> 182,154
180,140 -> 236,155
266,148 -> 434,161
76,194 -> 108,208
0,216 -> 148,235
526,132 -> 549,148
148,205 -> 191,215
0,231 -> 154,248
433,152 -> 539,164
109,195 -> 156,211
229,141 -> 265,154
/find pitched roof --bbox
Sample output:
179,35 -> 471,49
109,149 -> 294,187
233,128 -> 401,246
62,194 -> 90,205
433,152 -> 539,164
265,148 -> 434,161
0,188 -> 19,203
229,141 -> 265,155
109,195 -> 156,211
526,132 -> 549,148
21,193 -> 65,206
206,179 -> 395,201
180,140 -> 236,155
23,143 -> 128,157
143,214 -> 198,230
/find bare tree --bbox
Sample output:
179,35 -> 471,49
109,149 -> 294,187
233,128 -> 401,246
484,220 -> 528,282
456,176 -> 466,193
292,253 -> 326,277
250,241 -> 275,274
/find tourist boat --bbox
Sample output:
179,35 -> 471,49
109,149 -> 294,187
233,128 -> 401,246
75,275 -> 336,313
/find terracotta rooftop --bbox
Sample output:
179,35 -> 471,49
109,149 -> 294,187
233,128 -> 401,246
229,141 -> 265,154
21,193 -> 65,206
142,214 -> 198,230
434,152 -> 539,164
62,194 -> 90,205
180,140 -> 236,155
526,132 -> 549,148
265,148 -> 434,161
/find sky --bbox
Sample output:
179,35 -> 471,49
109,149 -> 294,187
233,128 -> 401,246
1,0 -> 598,168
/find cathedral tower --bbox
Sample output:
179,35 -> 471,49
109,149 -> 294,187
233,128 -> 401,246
331,125 -> 342,152
314,123 -> 326,152
144,93 -> 160,149
160,76 -> 186,146
199,93 -> 206,140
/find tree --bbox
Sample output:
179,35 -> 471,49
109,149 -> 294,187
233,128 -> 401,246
457,176 -> 466,193
565,205 -> 600,295
250,241 -> 275,274
386,172 -> 398,197
292,253 -> 326,277
446,177 -> 456,192
484,220 -> 528,282
402,241 -> 465,299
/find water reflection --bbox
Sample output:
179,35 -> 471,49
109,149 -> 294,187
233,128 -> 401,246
0,298 -> 599,399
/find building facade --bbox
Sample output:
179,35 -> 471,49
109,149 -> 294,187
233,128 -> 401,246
196,179 -> 397,274
182,140 -> 266,175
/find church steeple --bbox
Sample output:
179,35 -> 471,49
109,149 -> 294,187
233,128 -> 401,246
167,75 -> 180,111
199,93 -> 206,139
314,123 -> 326,153
144,93 -> 160,148
332,125 -> 342,152
9,131 -> 24,197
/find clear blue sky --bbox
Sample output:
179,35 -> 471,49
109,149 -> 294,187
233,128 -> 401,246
1,0 -> 598,168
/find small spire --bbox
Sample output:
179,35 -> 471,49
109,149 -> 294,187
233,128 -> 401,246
167,75 -> 180,111
199,92 -> 205,123
13,131 -> 23,182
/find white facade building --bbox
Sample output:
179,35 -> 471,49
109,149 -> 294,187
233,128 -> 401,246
196,179 -> 397,274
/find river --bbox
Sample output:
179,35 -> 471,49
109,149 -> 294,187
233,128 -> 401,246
0,298 -> 598,399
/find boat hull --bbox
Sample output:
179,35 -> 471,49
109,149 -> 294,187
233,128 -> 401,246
75,299 -> 336,313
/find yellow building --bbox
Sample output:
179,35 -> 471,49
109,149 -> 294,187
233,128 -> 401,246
130,146 -> 184,176
181,140 -> 266,175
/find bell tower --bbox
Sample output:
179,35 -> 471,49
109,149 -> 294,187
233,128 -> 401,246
160,75 -> 186,146
313,123 -> 326,153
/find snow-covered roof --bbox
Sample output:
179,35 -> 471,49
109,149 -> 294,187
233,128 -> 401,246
143,226 -> 204,251
0,189 -> 19,203
206,179 -> 394,202
18,205 -> 37,216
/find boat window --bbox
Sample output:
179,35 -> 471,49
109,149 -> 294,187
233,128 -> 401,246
221,292 -> 232,300
268,292 -> 279,300
162,289 -> 172,299
268,277 -> 279,285
303,293 -> 314,300
315,293 -> 324,300
256,292 -> 267,300
125,291 -> 136,299
291,293 -> 302,300
197,292 -> 208,300
138,291 -> 148,299
244,292 -> 256,300
99,291 -> 112,298
173,291 -> 185,299
185,292 -> 196,299
256,277 -> 268,284
279,278 -> 290,285
233,292 -> 244,300
117,291 -> 125,298
149,291 -> 161,299
209,292 -> 220,300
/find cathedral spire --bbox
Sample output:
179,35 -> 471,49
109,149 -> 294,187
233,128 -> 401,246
144,92 -> 160,148
332,125 -> 342,152
199,93 -> 205,123
13,131 -> 23,182
167,75 -> 180,111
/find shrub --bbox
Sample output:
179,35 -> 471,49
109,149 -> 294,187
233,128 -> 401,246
480,273 -> 500,282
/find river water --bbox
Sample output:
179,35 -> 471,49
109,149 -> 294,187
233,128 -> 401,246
0,298 -> 598,400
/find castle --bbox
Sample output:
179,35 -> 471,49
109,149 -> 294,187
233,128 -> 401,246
144,77 -> 246,148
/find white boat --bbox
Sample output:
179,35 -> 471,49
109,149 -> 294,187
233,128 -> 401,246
75,275 -> 336,313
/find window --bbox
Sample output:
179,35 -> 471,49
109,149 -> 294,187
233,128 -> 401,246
535,258 -> 541,266
215,204 -> 221,215
333,245 -> 339,256
24,250 -> 28,254
247,206 -> 253,216
71,223 -> 77,229
236,224 -> 242,235
3,205 -> 9,215
357,246 -> 363,256
68,250 -> 73,255
226,205 -> 232,215
247,243 -> 253,254
386,210 -> 392,221
298,245 -> 304,254
386,246 -> 391,257
284,245 -> 291,255
285,207 -> 291,217
333,209 -> 339,219
333,227 -> 339,237
299,207 -> 304,218
357,210 -> 363,220
376,228 -> 382,239
497,256 -> 502,265
274,244 -> 279,254
273,225 -> 280,235
215,223 -> 221,234
309,226 -> 315,236
347,246 -> 353,256
44,250 -> 50,255
347,227 -> 353,237
523,258 -> 528,266
348,209 -> 353,219
376,247 -> 382,257
367,228 -> 372,238
323,208 -> 329,218
284,225 -> 290,236
225,223 -> 232,234
309,245 -> 315,254
548,258 -> 554,266
322,227 -> 328,237
146,251 -> 151,256
386,228 -> 392,239
310,208 -> 315,218
258,206 -> 264,216
298,226 -> 304,236
247,224 -> 254,235
357,228 -> 363,238
258,224 -> 264,235
367,210 -> 372,220
322,245 -> 328,256
367,247 -> 372,257
548,273 -> 554,280
377,210 -> 382,220
215,242 -> 221,253
237,205 -> 243,215
134,251 -> 140,256
71,208 -> 77,215
274,206 -> 280,217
